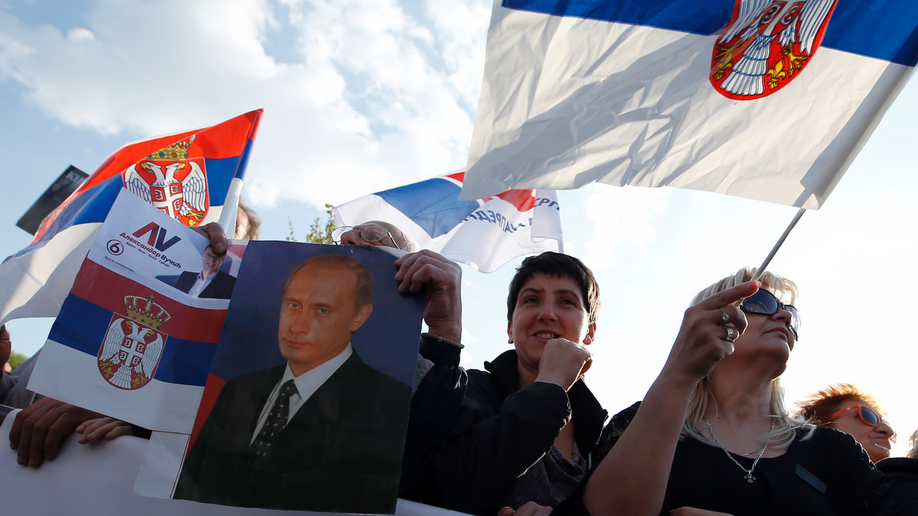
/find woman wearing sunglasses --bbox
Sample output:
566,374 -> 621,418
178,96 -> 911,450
796,384 -> 896,463
559,267 -> 897,516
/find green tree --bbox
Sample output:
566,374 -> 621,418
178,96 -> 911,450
287,204 -> 336,244
8,351 -> 27,371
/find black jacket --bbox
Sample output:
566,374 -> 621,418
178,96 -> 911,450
429,349 -> 607,515
174,351 -> 410,513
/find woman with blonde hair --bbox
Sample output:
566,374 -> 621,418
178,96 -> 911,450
560,267 -> 897,516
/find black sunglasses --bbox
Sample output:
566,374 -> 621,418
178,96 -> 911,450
740,289 -> 800,340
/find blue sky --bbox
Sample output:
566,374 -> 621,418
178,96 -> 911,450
1,0 -> 916,457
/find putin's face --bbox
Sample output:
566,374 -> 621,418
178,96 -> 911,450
278,265 -> 373,376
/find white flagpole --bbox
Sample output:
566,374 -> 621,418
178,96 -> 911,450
752,208 -> 806,282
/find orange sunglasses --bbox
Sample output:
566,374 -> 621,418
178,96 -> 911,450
826,404 -> 896,443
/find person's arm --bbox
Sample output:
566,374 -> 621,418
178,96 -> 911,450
581,282 -> 756,516
429,338 -> 592,514
0,325 -> 13,399
0,325 -> 10,371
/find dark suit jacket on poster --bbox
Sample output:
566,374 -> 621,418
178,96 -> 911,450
173,270 -> 236,299
174,351 -> 411,513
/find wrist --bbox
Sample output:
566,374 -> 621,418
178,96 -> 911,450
421,332 -> 463,349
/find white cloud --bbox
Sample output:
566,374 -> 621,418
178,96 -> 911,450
66,28 -> 95,42
0,0 -> 489,209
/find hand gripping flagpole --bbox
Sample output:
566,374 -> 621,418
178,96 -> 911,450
751,208 -> 806,282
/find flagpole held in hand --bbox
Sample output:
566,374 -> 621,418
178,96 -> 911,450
752,208 -> 806,282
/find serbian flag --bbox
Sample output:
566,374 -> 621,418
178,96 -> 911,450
460,0 -> 918,208
27,190 -> 248,433
334,171 -> 563,273
0,110 -> 262,325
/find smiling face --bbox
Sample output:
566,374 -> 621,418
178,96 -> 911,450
507,273 -> 595,378
277,264 -> 373,376
829,402 -> 895,463
201,246 -> 225,276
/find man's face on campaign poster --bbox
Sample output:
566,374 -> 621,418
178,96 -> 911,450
202,246 -> 225,275
278,264 -> 373,376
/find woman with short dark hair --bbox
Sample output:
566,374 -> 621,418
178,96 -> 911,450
429,252 -> 606,516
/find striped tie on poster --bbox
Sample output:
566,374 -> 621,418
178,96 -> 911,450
28,191 -> 247,433
334,171 -> 563,273
0,109 -> 262,325
460,0 -> 918,207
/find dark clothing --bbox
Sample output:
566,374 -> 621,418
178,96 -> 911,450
0,350 -> 40,408
174,352 -> 411,513
429,349 -> 607,516
878,458 -> 918,515
558,401 -> 900,516
173,270 -> 236,299
399,335 -> 468,503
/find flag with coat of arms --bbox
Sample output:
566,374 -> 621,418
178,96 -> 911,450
460,0 -> 918,208
334,171 -> 563,273
0,109 -> 262,326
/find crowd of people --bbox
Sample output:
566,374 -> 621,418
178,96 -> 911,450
1,201 -> 915,516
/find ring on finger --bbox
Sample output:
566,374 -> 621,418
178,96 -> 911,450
725,326 -> 736,342
720,308 -> 730,324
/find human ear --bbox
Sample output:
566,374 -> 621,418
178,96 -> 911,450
350,304 -> 374,332
583,323 -> 597,345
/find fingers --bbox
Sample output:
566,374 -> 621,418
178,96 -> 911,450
535,338 -> 593,391
510,502 -> 553,516
192,222 -> 227,254
395,251 -> 463,341
76,418 -> 133,444
10,398 -> 100,468
498,507 -> 516,516
671,507 -> 734,516
697,281 -> 758,311
394,250 -> 461,294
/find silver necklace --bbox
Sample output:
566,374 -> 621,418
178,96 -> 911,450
704,417 -> 774,484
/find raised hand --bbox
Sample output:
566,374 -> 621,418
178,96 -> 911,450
394,250 -> 462,343
661,281 -> 757,384
191,221 -> 227,254
534,338 -> 592,392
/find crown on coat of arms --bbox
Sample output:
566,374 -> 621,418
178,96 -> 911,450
124,295 -> 171,329
146,134 -> 196,161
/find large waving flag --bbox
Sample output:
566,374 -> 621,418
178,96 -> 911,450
334,171 -> 562,272
460,0 -> 918,208
0,110 -> 262,325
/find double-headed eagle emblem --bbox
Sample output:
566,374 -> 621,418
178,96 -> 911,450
97,295 -> 170,390
123,135 -> 209,226
711,0 -> 838,100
